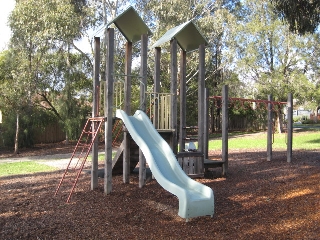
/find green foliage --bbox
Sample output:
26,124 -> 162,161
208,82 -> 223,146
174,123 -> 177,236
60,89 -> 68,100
0,112 -> 16,147
3,0 -> 320,147
0,50 -> 30,110
229,100 -> 255,117
236,0 -> 318,105
292,115 -> 315,123
9,0 -> 94,45
293,116 -> 301,123
134,0 -> 244,126
301,119 -> 316,124
0,105 -> 58,148
4,0 -> 97,146
227,100 -> 268,131
271,0 -> 320,35
57,95 -> 91,140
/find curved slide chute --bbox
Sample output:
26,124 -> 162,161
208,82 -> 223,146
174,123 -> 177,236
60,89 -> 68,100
116,109 -> 214,220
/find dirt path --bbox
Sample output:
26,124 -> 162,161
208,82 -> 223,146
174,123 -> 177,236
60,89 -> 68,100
0,150 -> 116,169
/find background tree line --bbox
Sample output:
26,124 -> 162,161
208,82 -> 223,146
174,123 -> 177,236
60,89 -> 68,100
1,0 -> 319,152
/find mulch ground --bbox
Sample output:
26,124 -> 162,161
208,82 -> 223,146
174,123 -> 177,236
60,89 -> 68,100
0,145 -> 320,239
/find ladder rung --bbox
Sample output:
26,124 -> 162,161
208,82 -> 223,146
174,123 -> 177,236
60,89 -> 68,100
77,142 -> 90,147
89,117 -> 106,121
55,115 -> 105,202
83,131 -> 94,134
90,120 -> 103,122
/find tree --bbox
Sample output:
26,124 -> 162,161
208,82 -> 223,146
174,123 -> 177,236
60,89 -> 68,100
236,0 -> 317,131
1,50 -> 19,152
299,32 -> 320,114
0,50 -> 36,152
271,0 -> 320,35
40,52 -> 93,141
7,0 -> 96,146
134,0 -> 243,125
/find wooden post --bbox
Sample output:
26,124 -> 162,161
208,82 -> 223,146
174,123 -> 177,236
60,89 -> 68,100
179,50 -> 187,152
140,34 -> 148,113
170,39 -> 178,154
123,41 -> 132,184
139,34 -> 148,188
287,93 -> 293,163
267,95 -> 273,161
154,47 -> 161,129
198,44 -> 205,154
204,88 -> 209,159
104,28 -> 114,194
91,37 -> 100,190
222,85 -> 228,176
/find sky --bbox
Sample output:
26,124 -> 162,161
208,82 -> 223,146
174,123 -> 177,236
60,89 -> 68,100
0,0 -> 15,51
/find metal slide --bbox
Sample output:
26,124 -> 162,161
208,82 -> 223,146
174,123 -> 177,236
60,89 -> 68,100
116,109 -> 214,220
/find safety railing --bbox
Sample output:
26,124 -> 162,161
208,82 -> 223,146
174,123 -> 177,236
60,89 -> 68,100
146,92 -> 172,130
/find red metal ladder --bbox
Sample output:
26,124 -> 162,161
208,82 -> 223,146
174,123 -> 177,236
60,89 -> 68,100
54,117 -> 105,202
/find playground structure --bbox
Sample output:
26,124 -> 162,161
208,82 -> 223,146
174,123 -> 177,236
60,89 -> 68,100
208,87 -> 293,168
55,6 -> 215,220
55,6 -> 293,220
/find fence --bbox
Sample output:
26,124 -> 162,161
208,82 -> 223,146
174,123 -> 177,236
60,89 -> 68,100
211,112 -> 268,132
210,96 -> 286,132
34,122 -> 65,144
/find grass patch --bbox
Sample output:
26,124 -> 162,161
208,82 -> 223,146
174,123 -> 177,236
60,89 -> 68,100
87,152 -> 116,162
0,161 -> 58,177
1,130 -> 318,177
1,152 -> 115,177
209,130 -> 320,150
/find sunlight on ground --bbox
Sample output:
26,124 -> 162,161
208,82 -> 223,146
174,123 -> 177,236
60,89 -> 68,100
278,188 -> 314,200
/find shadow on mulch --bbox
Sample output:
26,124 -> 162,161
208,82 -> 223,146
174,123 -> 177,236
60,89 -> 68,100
1,149 -> 320,239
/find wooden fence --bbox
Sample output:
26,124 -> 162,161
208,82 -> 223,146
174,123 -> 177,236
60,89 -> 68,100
34,122 -> 65,144
211,114 -> 267,132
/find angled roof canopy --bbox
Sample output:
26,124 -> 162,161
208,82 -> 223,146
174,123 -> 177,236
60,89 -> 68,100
107,6 -> 152,43
152,20 -> 208,52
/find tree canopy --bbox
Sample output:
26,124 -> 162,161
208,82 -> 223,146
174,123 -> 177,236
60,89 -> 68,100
271,0 -> 320,35
1,0 -> 320,149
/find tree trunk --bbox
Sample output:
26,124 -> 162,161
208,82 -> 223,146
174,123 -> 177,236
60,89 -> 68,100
275,109 -> 284,133
14,112 -> 19,154
315,107 -> 320,123
65,133 -> 69,145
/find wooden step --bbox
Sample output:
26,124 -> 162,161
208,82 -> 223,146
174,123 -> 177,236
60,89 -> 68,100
204,159 -> 225,171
